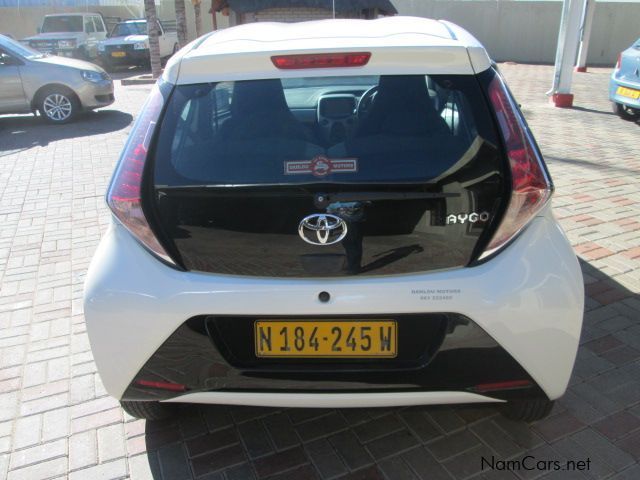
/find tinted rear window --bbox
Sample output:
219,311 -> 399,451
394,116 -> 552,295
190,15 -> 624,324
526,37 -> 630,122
154,74 -> 499,186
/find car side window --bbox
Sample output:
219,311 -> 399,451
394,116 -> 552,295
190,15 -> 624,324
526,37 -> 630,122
85,17 -> 95,33
0,49 -> 17,66
94,17 -> 105,33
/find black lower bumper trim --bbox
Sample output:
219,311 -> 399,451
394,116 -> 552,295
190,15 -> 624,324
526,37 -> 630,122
122,313 -> 547,402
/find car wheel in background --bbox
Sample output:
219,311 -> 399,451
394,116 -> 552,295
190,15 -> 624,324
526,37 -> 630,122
500,398 -> 554,422
612,102 -> 639,120
172,43 -> 179,55
120,400 -> 175,420
38,87 -> 79,124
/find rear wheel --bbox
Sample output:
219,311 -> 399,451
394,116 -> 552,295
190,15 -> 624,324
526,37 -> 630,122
501,398 -> 554,422
38,88 -> 79,124
612,102 -> 639,120
120,400 -> 175,421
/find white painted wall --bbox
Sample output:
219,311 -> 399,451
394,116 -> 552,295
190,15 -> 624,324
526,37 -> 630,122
1,1 -> 638,65
394,0 -> 640,65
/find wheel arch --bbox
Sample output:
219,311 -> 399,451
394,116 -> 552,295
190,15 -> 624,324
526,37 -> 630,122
31,83 -> 81,112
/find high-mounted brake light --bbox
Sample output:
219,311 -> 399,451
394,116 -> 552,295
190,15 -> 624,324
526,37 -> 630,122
107,84 -> 174,264
271,52 -> 371,69
480,75 -> 552,259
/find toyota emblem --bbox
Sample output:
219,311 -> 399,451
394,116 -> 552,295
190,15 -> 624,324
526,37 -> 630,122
298,214 -> 347,246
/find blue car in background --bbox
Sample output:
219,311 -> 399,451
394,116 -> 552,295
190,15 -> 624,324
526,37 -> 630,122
610,37 -> 640,120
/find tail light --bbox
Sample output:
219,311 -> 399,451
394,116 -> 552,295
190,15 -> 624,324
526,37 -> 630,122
615,53 -> 621,69
480,75 -> 552,260
106,84 -> 174,264
271,52 -> 371,69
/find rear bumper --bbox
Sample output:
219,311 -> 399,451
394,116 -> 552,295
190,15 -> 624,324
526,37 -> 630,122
609,75 -> 640,109
84,211 -> 584,405
163,391 -> 503,408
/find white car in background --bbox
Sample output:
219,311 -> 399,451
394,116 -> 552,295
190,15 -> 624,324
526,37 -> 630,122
84,17 -> 584,422
98,19 -> 178,70
23,13 -> 108,61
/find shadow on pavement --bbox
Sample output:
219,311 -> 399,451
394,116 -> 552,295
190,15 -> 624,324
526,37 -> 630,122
0,109 -> 133,153
570,105 -> 616,116
138,260 -> 639,479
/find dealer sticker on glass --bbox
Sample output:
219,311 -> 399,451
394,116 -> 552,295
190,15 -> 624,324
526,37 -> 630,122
285,156 -> 358,178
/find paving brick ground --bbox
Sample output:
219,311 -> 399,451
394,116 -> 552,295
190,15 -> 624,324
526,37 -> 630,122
0,63 -> 639,480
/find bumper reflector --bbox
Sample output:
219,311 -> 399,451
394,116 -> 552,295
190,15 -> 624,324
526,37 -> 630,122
473,379 -> 531,393
135,379 -> 187,392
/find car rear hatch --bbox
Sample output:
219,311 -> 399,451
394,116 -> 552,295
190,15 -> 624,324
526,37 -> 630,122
147,66 -> 509,277
110,35 -> 549,278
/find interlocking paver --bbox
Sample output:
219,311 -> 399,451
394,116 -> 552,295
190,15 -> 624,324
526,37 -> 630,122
1,63 -> 639,479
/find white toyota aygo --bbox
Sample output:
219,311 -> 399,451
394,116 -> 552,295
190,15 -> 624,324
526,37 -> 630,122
84,16 -> 584,422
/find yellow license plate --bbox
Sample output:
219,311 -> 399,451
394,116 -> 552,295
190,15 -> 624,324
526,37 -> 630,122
255,320 -> 397,358
616,86 -> 640,99
111,51 -> 126,58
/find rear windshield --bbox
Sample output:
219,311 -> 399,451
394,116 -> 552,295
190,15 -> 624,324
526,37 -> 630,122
41,16 -> 83,33
154,74 -> 498,186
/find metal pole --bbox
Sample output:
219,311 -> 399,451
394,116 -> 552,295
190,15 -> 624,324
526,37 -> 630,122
548,0 -> 585,107
576,0 -> 596,72
332,0 -> 336,19
548,0 -> 572,96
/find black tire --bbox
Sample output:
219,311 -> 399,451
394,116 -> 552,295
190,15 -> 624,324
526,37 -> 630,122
612,102 -> 639,121
120,400 -> 175,421
37,87 -> 79,124
501,398 -> 554,422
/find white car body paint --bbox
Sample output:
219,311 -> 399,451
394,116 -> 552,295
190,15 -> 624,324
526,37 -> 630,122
84,208 -> 583,404
163,17 -> 492,85
84,16 -> 583,411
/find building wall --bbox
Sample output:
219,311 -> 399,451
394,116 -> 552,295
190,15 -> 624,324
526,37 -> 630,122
1,1 -> 638,65
239,7 -> 366,24
394,0 -> 640,66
